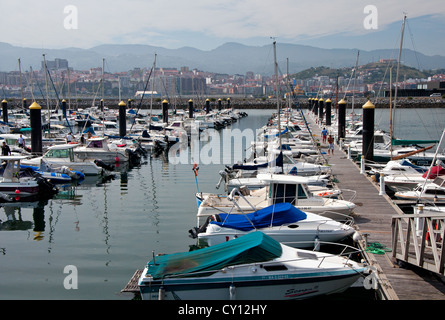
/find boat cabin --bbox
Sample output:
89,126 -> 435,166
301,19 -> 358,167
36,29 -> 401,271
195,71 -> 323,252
43,144 -> 76,161
0,156 -> 28,182
258,174 -> 312,205
86,137 -> 108,149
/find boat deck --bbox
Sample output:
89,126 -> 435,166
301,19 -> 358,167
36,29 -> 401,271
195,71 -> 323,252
310,114 -> 445,300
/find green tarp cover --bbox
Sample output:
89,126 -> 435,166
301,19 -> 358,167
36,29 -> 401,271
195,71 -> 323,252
392,139 -> 438,146
146,232 -> 282,279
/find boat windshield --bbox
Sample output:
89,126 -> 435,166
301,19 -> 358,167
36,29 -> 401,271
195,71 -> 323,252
87,140 -> 104,148
44,148 -> 74,161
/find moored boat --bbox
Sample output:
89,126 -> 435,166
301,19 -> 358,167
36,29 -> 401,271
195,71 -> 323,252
192,202 -> 357,248
138,231 -> 367,300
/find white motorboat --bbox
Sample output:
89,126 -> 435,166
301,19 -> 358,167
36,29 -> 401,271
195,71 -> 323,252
369,159 -> 427,176
222,171 -> 330,191
74,136 -> 129,164
138,231 -> 367,300
382,163 -> 445,193
196,173 -> 356,225
0,156 -> 58,202
394,177 -> 445,203
21,144 -> 107,176
228,152 -> 331,178
192,202 -> 357,248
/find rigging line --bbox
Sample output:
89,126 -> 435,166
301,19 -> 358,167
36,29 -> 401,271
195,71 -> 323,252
28,68 -> 36,101
128,62 -> 154,133
405,19 -> 422,71
45,66 -> 73,132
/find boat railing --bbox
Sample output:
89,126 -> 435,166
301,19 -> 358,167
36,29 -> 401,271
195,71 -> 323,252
336,188 -> 357,202
317,210 -> 355,225
391,208 -> 445,275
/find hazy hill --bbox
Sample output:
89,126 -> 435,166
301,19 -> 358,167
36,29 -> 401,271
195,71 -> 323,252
293,62 -> 444,83
1,41 -> 445,75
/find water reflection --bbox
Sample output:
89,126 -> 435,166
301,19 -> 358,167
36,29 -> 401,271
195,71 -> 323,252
0,200 -> 47,244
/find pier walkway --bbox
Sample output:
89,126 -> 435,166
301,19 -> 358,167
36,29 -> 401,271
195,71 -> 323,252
308,113 -> 445,300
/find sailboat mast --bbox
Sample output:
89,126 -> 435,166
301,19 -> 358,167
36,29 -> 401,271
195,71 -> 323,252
150,53 -> 157,125
102,58 -> 105,136
390,66 -> 393,159
273,41 -> 281,152
393,15 -> 407,131
273,40 -> 283,173
391,14 -> 407,158
18,59 -> 23,109
352,50 -> 359,123
43,54 -> 51,126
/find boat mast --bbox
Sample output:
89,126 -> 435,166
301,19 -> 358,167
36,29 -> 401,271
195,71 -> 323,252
351,50 -> 359,123
392,14 -> 407,154
102,58 -> 105,136
390,66 -> 393,159
273,40 -> 283,172
150,53 -> 157,126
43,54 -> 51,128
18,59 -> 24,109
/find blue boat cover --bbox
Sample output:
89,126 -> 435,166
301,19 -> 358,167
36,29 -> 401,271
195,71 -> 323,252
210,202 -> 307,231
399,159 -> 426,173
264,127 -> 288,139
144,232 -> 282,279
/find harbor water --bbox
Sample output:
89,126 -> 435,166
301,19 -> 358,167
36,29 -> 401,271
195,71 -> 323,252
0,107 -> 443,300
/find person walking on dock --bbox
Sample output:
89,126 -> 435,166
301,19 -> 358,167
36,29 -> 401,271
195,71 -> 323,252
322,128 -> 327,143
327,135 -> 334,155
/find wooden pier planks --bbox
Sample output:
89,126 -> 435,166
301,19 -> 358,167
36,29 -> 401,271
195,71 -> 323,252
310,114 -> 445,300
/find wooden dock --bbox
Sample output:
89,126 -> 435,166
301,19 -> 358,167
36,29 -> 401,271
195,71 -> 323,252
310,115 -> 445,300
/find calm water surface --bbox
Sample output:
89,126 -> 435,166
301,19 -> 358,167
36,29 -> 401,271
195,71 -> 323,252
0,107 -> 442,300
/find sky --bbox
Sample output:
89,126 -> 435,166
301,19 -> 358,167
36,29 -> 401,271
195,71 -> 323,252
1,0 -> 444,56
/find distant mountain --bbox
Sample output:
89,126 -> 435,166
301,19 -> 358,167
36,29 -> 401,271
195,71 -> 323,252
1,41 -> 445,75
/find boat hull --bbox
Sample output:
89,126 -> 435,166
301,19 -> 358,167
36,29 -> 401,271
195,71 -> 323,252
197,224 -> 356,248
74,150 -> 128,164
139,269 -> 362,300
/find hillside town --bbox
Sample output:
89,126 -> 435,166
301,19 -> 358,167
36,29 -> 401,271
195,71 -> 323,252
1,57 -> 444,102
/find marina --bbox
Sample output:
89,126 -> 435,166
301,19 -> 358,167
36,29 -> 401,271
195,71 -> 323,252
1,0 -> 445,307
1,38 -> 445,300
0,100 -> 444,300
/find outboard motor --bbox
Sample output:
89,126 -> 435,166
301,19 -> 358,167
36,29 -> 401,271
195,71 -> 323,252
36,177 -> 58,197
94,159 -> 115,172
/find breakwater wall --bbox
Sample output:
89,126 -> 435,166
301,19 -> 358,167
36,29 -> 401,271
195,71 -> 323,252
4,97 -> 444,111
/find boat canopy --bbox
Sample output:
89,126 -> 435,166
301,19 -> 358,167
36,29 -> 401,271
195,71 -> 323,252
423,165 -> 445,179
210,203 -> 307,231
144,232 -> 282,280
392,138 -> 438,146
